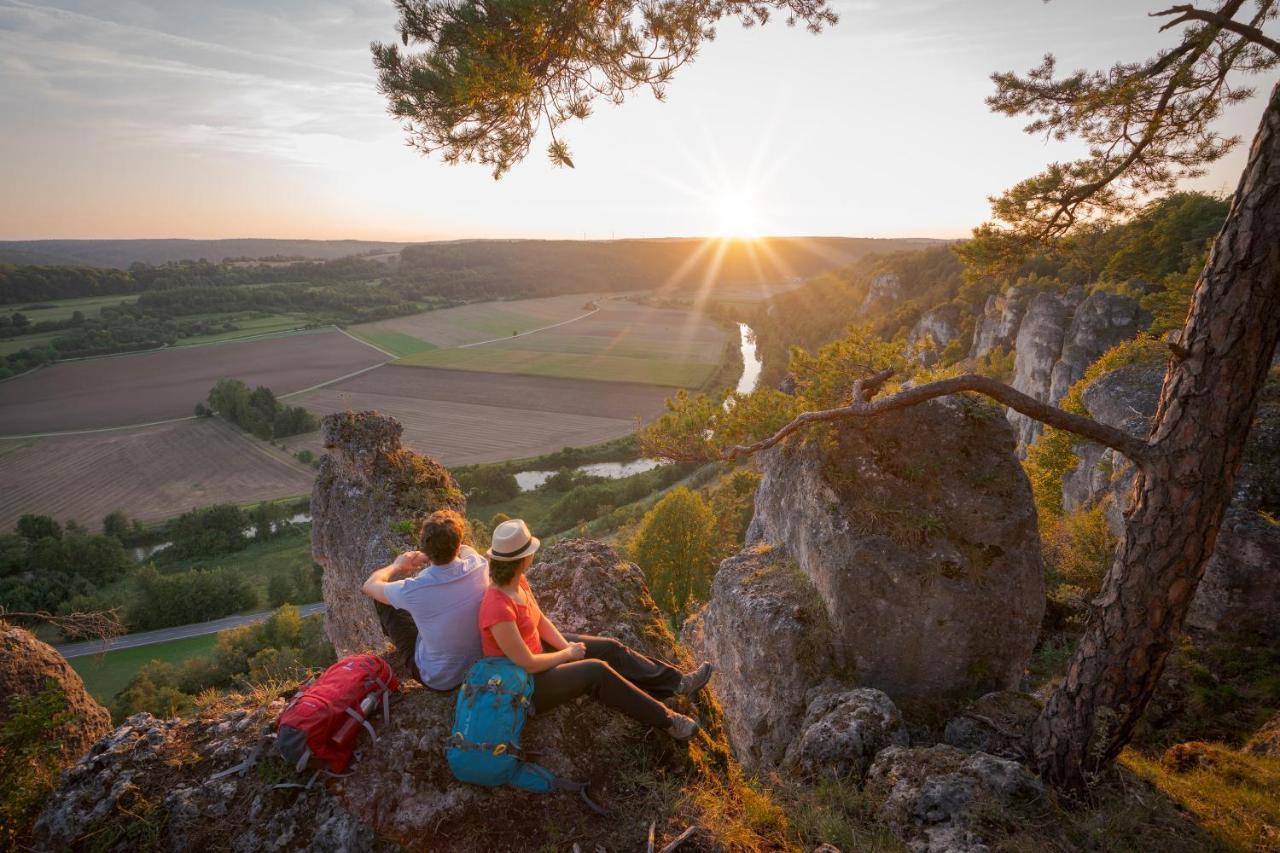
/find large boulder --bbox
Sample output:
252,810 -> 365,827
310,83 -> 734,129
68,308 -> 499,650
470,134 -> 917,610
0,623 -> 112,765
969,287 -> 1027,359
36,540 -> 720,851
311,411 -> 465,657
748,396 -> 1044,700
1186,509 -> 1280,637
682,545 -> 834,770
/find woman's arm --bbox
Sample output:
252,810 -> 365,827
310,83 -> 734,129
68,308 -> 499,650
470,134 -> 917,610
490,621 -> 579,673
537,613 -> 570,651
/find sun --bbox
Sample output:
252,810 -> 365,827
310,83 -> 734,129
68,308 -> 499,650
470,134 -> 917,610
714,191 -> 762,239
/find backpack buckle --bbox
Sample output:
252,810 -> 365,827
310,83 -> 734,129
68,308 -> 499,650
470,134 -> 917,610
492,743 -> 508,756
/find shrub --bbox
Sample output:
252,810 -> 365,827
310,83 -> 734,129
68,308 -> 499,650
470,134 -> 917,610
0,681 -> 74,847
627,487 -> 717,616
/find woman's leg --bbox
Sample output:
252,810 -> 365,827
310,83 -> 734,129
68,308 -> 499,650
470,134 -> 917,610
562,633 -> 683,699
533,660 -> 671,728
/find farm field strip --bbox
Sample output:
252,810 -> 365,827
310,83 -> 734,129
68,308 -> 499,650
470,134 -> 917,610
290,364 -> 675,465
392,301 -> 728,387
0,418 -> 314,530
0,327 -> 387,435
296,386 -> 640,466
348,293 -> 596,349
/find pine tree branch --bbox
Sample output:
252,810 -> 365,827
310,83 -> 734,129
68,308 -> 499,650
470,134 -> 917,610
723,371 -> 1152,463
1152,4 -> 1280,55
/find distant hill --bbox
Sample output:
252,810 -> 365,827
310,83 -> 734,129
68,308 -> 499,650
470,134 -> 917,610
0,239 -> 414,268
0,236 -> 943,275
395,237 -> 947,298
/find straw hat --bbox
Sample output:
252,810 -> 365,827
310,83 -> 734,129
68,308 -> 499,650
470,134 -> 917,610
486,518 -> 541,561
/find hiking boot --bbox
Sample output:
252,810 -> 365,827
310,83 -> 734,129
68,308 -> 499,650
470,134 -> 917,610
667,713 -> 699,741
676,662 -> 714,697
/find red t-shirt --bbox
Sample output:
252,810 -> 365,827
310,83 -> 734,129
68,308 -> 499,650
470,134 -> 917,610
478,576 -> 543,657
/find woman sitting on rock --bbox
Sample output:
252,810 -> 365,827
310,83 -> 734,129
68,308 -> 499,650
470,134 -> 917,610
479,519 -> 712,740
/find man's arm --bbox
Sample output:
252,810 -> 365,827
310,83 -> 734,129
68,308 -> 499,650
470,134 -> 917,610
361,550 -> 428,606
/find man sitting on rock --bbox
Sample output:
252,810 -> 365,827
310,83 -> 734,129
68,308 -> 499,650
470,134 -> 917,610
361,509 -> 488,691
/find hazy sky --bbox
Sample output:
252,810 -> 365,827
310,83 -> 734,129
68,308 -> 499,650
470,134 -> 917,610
1,0 -> 1276,241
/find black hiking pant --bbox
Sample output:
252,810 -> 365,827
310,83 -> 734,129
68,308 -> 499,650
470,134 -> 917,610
531,633 -> 683,729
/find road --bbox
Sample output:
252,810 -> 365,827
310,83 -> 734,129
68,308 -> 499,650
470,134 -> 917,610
55,601 -> 327,659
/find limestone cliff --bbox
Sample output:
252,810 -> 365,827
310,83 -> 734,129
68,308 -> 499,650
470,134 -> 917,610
969,287 -> 1028,359
1005,289 -> 1145,454
907,303 -> 962,367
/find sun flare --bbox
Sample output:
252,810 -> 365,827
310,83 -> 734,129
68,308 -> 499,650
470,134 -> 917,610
714,191 -> 762,239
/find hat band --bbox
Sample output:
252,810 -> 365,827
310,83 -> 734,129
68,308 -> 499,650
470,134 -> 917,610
490,540 -> 531,559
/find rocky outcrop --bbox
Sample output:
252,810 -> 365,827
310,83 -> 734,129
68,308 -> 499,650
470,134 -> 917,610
970,287 -> 1027,359
1063,363 -> 1280,638
682,545 -> 833,770
1007,288 -> 1145,454
861,271 -> 903,315
783,686 -> 910,779
36,540 -> 715,851
908,303 -> 962,367
867,744 -> 1048,853
746,396 -> 1044,701
1246,713 -> 1280,757
1186,509 -> 1280,637
1060,360 -> 1164,513
311,411 -> 465,657
0,622 -> 112,765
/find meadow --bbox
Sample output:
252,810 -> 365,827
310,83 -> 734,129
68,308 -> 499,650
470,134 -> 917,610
347,293 -> 598,350
0,327 -> 385,434
393,300 -> 727,386
70,633 -> 219,705
0,418 -> 314,529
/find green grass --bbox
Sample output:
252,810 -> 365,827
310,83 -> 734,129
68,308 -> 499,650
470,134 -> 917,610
344,327 -> 437,357
156,527 -> 316,604
395,344 -> 716,387
70,633 -> 219,704
0,332 -> 58,357
12,294 -> 139,324
172,314 -> 311,346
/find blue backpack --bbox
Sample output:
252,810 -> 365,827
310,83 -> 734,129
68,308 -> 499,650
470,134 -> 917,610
446,656 -> 606,813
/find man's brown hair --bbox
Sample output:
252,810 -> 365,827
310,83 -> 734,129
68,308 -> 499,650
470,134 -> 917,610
417,509 -> 465,564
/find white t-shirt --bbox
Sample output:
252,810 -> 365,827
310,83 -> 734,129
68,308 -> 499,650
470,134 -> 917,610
383,545 -> 489,690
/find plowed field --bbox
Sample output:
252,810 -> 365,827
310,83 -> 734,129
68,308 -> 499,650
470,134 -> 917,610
0,328 -> 385,435
0,418 -> 314,529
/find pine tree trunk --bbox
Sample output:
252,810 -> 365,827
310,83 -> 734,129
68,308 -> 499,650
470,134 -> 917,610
1031,81 -> 1280,789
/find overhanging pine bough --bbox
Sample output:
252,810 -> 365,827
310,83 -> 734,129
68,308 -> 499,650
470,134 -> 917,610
371,0 -> 837,177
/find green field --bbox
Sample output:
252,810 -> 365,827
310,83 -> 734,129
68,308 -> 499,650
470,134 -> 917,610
173,314 -> 312,346
0,331 -> 58,357
13,293 -> 139,324
70,633 -> 219,704
156,527 -> 316,604
395,345 -> 716,387
345,327 -> 437,357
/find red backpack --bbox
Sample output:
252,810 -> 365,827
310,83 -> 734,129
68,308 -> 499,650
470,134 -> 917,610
276,654 -> 399,774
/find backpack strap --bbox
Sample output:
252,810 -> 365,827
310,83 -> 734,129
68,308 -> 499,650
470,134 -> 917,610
446,731 -> 529,760
553,778 -> 611,816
